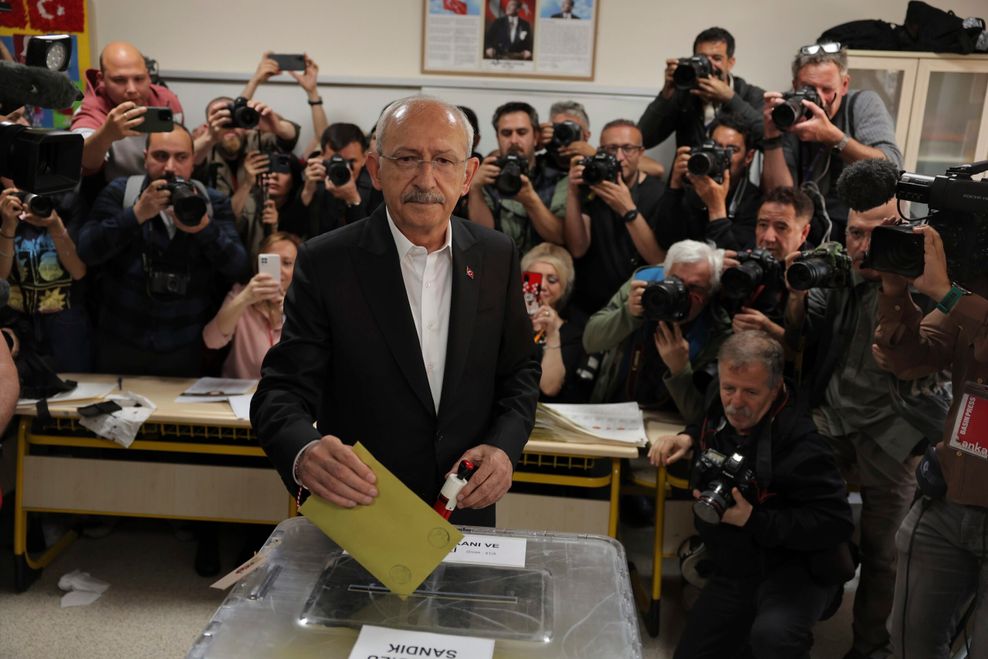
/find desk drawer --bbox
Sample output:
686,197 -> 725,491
22,456 -> 291,524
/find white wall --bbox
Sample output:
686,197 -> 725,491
90,0 -> 988,160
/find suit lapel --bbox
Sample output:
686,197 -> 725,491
439,219 -> 483,417
353,208 -> 436,418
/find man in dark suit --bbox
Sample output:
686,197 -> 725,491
251,96 -> 541,527
551,0 -> 579,19
484,0 -> 534,60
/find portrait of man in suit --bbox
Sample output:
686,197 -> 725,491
251,96 -> 541,527
550,0 -> 580,19
484,0 -> 534,60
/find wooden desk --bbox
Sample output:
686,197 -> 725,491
11,375 -> 639,591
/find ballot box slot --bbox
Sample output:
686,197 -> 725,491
247,564 -> 283,601
346,583 -> 520,605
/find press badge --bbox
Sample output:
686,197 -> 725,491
948,382 -> 988,460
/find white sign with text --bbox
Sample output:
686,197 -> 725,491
442,534 -> 527,568
348,625 -> 494,659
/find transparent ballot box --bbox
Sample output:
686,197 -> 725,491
187,517 -> 642,658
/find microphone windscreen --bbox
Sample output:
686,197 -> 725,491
0,61 -> 83,113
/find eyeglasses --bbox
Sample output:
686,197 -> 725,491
379,154 -> 467,175
799,42 -> 842,56
600,144 -> 644,156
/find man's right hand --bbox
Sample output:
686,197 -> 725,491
567,156 -> 585,192
297,435 -> 378,508
762,91 -> 785,140
133,179 -> 171,223
661,58 -> 679,98
206,104 -> 233,143
648,433 -> 693,466
627,279 -> 648,318
470,155 -> 501,191
252,51 -> 280,86
669,146 -> 691,189
689,169 -> 730,218
104,102 -> 147,142
243,151 -> 271,189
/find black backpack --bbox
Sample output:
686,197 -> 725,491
818,20 -> 906,51
902,1 -> 984,54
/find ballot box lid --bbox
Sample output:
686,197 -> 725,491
187,517 -> 642,659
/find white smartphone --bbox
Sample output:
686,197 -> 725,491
258,253 -> 281,282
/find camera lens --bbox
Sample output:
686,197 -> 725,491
693,483 -> 732,524
721,261 -> 764,299
325,157 -> 351,187
673,63 -> 697,90
687,152 -> 716,177
771,101 -> 801,130
168,181 -> 207,226
495,159 -> 523,197
786,259 -> 831,291
642,279 -> 691,322
553,122 -> 579,147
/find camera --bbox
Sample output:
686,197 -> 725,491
721,249 -> 781,302
323,154 -> 351,186
580,150 -> 621,186
162,174 -> 207,227
896,162 -> 988,215
642,276 -> 691,322
13,190 -> 53,218
692,448 -> 757,525
673,55 -> 714,90
146,267 -> 190,297
687,141 -> 732,183
786,241 -> 853,290
0,123 -> 83,195
861,223 -> 925,278
225,96 -> 260,130
771,87 -> 822,131
494,153 -> 529,197
549,120 -> 582,151
266,152 -> 293,174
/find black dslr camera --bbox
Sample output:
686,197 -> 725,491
642,276 -> 691,322
13,190 -> 53,218
494,153 -> 529,197
225,96 -> 260,130
162,174 -> 207,227
580,150 -> 621,185
721,249 -> 781,302
786,241 -> 852,290
673,54 -> 714,90
692,448 -> 757,524
687,141 -> 732,183
549,120 -> 582,151
323,154 -> 351,186
143,254 -> 190,297
772,87 -> 822,130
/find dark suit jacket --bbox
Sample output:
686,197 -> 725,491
550,12 -> 579,18
251,205 -> 541,526
485,16 -> 534,56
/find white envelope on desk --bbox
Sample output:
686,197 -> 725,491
78,392 -> 156,448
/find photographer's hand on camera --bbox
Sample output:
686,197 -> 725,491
326,172 -> 361,206
654,321 -> 690,375
661,58 -> 680,99
471,155 -> 501,190
692,73 -> 734,104
788,98 -> 843,149
690,168 -> 730,219
669,146 -> 692,190
0,188 -> 23,232
718,488 -> 753,527
627,279 -> 647,318
300,156 -> 326,206
761,92 -> 785,140
243,151 -> 271,189
590,175 -> 635,217
133,179 -> 171,223
732,306 -> 784,342
648,433 -> 693,467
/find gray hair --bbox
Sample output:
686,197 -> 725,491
718,330 -> 785,388
791,46 -> 848,79
549,100 -> 590,130
374,95 -> 474,159
663,239 -> 723,292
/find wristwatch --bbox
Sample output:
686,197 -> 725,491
622,208 -> 640,224
833,132 -> 850,153
936,283 -> 971,314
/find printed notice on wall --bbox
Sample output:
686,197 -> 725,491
422,0 -> 598,80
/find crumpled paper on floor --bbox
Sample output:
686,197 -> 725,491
58,569 -> 110,608
77,392 -> 156,447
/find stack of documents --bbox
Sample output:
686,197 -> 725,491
533,402 -> 648,447
175,377 -> 257,404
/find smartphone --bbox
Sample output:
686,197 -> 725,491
269,53 -> 306,71
522,271 -> 543,316
258,253 -> 281,282
134,106 -> 174,133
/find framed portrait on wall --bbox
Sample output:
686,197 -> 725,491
422,0 -> 599,80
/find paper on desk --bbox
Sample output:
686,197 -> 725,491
17,381 -> 116,407
77,392 -> 156,448
536,402 -> 647,446
228,394 -> 253,420
299,442 -> 463,597
176,378 -> 257,404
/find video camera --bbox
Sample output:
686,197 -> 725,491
162,174 -> 207,226
673,55 -> 714,90
494,153 -> 529,197
323,154 -> 351,186
642,276 -> 691,322
864,161 -> 988,280
687,141 -> 732,183
580,150 -> 621,186
772,87 -> 822,131
692,448 -> 757,524
721,249 -> 782,303
786,241 -> 852,290
0,122 -> 83,196
225,96 -> 260,130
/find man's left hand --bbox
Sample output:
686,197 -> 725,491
251,100 -> 281,134
789,99 -> 843,147
452,445 -> 513,509
689,169 -> 730,217
591,176 -> 635,216
691,75 -> 734,104
720,488 -> 753,527
654,321 -> 689,375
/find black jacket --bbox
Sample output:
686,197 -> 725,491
683,382 -> 853,579
638,75 -> 765,150
653,177 -> 762,252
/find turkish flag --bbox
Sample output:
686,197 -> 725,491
0,0 -> 29,29
26,0 -> 85,33
443,0 -> 467,14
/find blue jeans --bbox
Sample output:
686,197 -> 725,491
889,498 -> 988,659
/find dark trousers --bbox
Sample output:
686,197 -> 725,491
96,333 -> 202,377
675,561 -> 835,659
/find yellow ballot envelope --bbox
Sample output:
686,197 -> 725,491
299,442 -> 464,597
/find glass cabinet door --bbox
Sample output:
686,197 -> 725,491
911,63 -> 988,176
848,53 -> 918,150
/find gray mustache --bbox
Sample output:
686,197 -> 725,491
402,190 -> 446,204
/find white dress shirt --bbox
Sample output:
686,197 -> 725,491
509,16 -> 518,44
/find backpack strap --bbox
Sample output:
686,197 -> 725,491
123,174 -> 146,210
845,90 -> 860,139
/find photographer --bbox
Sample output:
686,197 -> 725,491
293,123 -> 383,238
235,152 -> 305,259
786,159 -> 949,659
761,43 -> 901,245
564,119 -> 664,317
654,113 -> 761,252
873,224 -> 988,655
539,100 -> 596,175
77,126 -> 248,376
638,27 -> 764,151
650,330 -> 854,659
72,41 -> 184,181
583,240 -> 731,423
468,102 -> 566,254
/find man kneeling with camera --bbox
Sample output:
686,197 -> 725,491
651,330 -> 854,659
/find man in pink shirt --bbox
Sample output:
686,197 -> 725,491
71,41 -> 184,181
